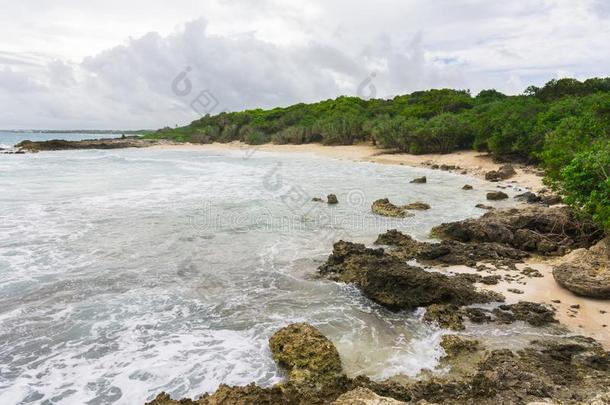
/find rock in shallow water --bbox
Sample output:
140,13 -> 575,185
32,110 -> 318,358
410,176 -> 427,184
269,323 -> 343,385
327,194 -> 339,204
371,199 -> 414,218
318,241 -> 502,309
486,191 -> 508,200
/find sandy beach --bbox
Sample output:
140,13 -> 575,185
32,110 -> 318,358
152,142 -> 546,190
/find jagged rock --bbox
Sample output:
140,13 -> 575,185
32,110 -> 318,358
431,206 -> 602,256
423,304 -> 465,331
539,192 -> 562,206
440,335 -> 481,358
485,165 -> 516,181
462,185 -> 473,190
514,191 -> 541,204
146,328 -> 610,405
371,199 -> 413,218
493,302 -> 557,327
332,388 -> 407,404
410,176 -> 427,184
319,241 -> 502,309
269,323 -> 343,385
486,191 -> 509,200
375,229 -> 527,267
553,238 -> 610,298
327,194 -> 339,204
404,202 -> 431,210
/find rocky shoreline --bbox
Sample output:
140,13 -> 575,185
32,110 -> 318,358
144,198 -> 609,403
6,137 -> 173,153
5,139 -> 608,403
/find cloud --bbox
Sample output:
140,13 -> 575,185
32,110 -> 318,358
0,0 -> 609,129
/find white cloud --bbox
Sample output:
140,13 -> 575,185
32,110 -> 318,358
0,0 -> 608,129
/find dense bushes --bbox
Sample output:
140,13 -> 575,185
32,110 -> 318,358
149,77 -> 609,159
559,141 -> 610,231
148,76 -> 610,230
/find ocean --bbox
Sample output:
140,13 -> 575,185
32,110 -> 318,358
0,146 -> 518,404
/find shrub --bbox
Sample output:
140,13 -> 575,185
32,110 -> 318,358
559,141 -> 610,231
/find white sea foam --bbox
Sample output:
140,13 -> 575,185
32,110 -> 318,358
0,148 -> 520,404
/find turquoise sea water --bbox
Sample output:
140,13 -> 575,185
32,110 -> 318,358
0,147 -> 524,404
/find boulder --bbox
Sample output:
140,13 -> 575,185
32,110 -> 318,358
410,176 -> 427,184
327,194 -> 339,204
485,165 -> 516,181
553,238 -> 610,298
371,199 -> 413,218
514,191 -> 541,203
269,323 -> 343,385
462,185 -> 473,190
486,191 -> 508,201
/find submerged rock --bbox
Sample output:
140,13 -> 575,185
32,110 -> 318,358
553,238 -> 610,298
319,241 -> 502,309
410,176 -> 427,184
404,202 -> 431,210
371,199 -> 413,218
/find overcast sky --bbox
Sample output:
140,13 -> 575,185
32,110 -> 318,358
1,0 -> 609,129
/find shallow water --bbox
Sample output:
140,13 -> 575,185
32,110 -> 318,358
0,148 -> 519,404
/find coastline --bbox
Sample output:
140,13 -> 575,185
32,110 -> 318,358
151,141 -> 610,348
150,141 -> 545,190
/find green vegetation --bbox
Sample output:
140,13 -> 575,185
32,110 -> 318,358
148,77 -> 610,230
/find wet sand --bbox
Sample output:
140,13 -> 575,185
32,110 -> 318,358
447,259 -> 610,348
